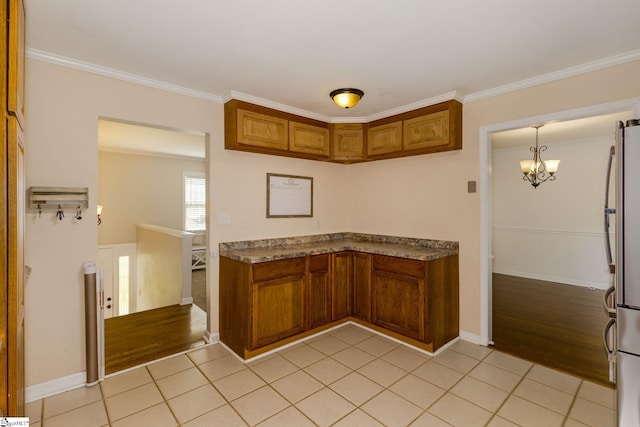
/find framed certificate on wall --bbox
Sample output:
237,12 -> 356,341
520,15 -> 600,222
267,173 -> 313,218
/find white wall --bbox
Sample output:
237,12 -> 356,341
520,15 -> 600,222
24,55 -> 640,395
98,151 -> 205,245
492,137 -> 615,288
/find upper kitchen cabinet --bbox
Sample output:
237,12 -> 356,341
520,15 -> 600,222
289,121 -> 330,158
225,100 -> 330,160
224,99 -> 462,163
234,108 -> 289,151
367,120 -> 403,157
8,0 -> 25,127
367,99 -> 462,160
330,123 -> 366,163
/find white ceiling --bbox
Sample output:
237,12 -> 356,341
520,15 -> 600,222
25,0 -> 640,122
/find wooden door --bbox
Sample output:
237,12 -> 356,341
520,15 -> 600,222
331,252 -> 352,320
307,255 -> 331,329
7,116 -> 25,415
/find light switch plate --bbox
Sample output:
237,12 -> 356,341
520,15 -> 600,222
468,181 -> 477,193
218,211 -> 231,224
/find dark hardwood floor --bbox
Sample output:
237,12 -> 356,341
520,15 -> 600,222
105,304 -> 207,375
492,273 -> 611,387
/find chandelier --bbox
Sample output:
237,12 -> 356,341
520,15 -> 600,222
518,125 -> 560,188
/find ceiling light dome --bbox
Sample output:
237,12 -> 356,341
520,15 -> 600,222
330,88 -> 364,109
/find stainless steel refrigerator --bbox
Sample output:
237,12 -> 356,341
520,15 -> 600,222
604,119 -> 640,426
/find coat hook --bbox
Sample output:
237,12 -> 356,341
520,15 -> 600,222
37,203 -> 42,218
75,205 -> 83,220
57,205 -> 64,221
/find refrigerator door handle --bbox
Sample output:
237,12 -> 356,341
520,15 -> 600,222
603,317 -> 617,383
603,317 -> 615,356
604,145 -> 615,270
603,284 -> 616,318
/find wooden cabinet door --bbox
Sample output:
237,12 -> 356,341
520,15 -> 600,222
352,252 -> 371,322
371,255 -> 425,341
367,121 -> 402,156
403,110 -> 449,151
250,258 -> 305,349
307,255 -> 331,329
7,0 -> 25,127
331,252 -> 352,320
289,121 -> 330,157
236,108 -> 289,150
331,124 -> 365,162
7,116 -> 24,415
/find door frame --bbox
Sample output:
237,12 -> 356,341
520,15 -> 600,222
478,98 -> 640,346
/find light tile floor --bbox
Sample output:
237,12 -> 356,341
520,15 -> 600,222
25,323 -> 616,426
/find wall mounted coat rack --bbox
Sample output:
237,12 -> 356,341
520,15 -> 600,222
29,187 -> 89,220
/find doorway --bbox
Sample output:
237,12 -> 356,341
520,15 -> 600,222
97,118 -> 208,374
480,102 -> 638,384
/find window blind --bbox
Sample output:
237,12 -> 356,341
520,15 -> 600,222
184,174 -> 206,231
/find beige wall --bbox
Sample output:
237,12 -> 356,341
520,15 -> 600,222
492,136 -> 615,288
24,56 -> 640,392
98,150 -> 205,245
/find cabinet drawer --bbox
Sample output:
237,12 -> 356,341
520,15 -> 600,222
372,255 -> 424,278
309,254 -> 329,272
252,257 -> 306,282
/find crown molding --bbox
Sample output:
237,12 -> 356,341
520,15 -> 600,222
463,49 -> 640,103
28,47 -> 640,121
364,91 -> 463,122
27,48 -> 224,103
226,90 -> 335,122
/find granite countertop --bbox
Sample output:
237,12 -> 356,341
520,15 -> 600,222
219,233 -> 459,264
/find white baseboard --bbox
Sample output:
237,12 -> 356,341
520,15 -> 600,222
26,372 -> 87,403
181,297 -> 194,305
204,330 -> 219,344
459,330 -> 483,345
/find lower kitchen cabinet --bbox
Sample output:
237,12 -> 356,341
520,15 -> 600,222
220,255 -> 307,357
371,254 -> 459,349
372,255 -> 425,340
307,254 -> 331,329
250,257 -> 306,349
331,252 -> 352,320
352,252 -> 371,322
219,251 -> 458,359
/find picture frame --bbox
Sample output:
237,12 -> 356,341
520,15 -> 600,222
267,173 -> 313,218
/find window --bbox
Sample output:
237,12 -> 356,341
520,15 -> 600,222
184,173 -> 206,231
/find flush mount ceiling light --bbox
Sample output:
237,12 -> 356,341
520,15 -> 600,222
518,125 -> 561,189
330,88 -> 364,109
